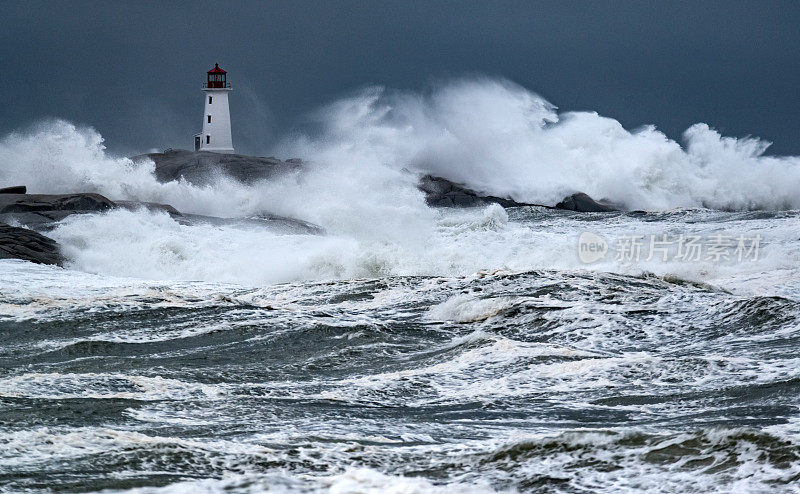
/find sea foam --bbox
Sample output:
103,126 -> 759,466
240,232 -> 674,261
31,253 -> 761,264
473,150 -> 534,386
1,78 -> 799,290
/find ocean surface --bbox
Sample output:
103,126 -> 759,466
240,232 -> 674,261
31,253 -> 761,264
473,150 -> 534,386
2,205 -> 800,493
2,80 -> 800,492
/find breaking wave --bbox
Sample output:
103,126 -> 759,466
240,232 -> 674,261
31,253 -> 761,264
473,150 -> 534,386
0,78 -> 799,290
1,78 -> 799,216
281,78 -> 800,211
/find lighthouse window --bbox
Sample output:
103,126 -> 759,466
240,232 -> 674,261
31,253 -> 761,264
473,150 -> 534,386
208,115 -> 211,123
206,135 -> 210,144
208,96 -> 212,104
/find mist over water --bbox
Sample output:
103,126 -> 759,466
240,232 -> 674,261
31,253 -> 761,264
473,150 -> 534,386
0,78 -> 798,288
2,78 -> 800,492
2,78 -> 800,215
280,78 -> 800,211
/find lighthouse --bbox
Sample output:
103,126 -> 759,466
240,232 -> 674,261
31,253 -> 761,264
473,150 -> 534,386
194,63 -> 234,153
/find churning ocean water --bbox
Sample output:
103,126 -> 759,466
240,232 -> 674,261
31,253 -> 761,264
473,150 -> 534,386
2,80 -> 800,492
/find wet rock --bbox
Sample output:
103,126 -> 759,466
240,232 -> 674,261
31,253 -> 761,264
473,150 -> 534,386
0,191 -> 323,235
0,223 -> 63,266
133,149 -> 301,185
114,201 -> 182,216
0,193 -> 115,214
116,198 -> 322,235
555,192 -> 617,212
0,186 -> 26,194
0,193 -> 117,230
0,211 -> 78,230
177,213 -> 324,235
418,175 -> 545,209
418,175 -> 483,207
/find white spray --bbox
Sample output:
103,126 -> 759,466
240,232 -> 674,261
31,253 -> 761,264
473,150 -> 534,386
1,78 -> 799,286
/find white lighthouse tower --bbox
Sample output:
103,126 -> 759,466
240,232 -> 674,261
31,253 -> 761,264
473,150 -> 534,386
194,63 -> 234,153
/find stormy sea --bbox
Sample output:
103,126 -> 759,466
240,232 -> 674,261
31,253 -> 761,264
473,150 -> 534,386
2,80 -> 800,492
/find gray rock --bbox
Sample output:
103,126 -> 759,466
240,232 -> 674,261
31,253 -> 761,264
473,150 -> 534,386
0,223 -> 63,266
133,149 -> 301,185
0,191 -> 323,236
418,175 -> 621,212
0,193 -> 117,230
0,186 -> 26,194
126,151 -> 323,233
0,194 -> 182,229
0,211 -> 81,231
177,213 -> 324,235
0,193 -> 115,214
417,175 -> 455,196
555,192 -> 618,212
114,201 -> 182,216
418,175 -> 548,209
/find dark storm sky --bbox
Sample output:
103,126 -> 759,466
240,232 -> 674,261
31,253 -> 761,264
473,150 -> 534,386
1,0 -> 799,157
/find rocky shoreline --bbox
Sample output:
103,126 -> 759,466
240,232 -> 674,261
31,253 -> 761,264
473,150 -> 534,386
132,149 -> 302,185
141,149 -> 618,212
1,150 -> 617,266
417,174 -> 617,212
0,223 -> 63,266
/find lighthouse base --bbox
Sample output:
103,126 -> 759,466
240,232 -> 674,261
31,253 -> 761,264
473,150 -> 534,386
194,133 -> 233,153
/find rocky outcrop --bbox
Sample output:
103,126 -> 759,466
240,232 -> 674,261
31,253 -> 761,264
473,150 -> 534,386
554,192 -> 618,212
0,193 -> 116,230
0,188 -> 325,267
135,151 -> 620,214
114,201 -> 182,216
418,175 -> 545,208
177,213 -> 324,235
0,193 -> 114,213
133,149 -> 301,185
0,223 -> 62,266
418,175 -> 619,212
0,186 -> 26,194
115,200 -> 322,234
0,191 -> 323,236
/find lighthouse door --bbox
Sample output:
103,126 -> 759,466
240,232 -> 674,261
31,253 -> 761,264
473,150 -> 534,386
194,135 -> 201,151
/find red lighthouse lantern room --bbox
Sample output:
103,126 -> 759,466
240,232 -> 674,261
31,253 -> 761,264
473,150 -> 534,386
207,63 -> 227,88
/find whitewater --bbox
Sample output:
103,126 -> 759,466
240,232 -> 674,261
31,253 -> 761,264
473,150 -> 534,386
1,79 -> 800,492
